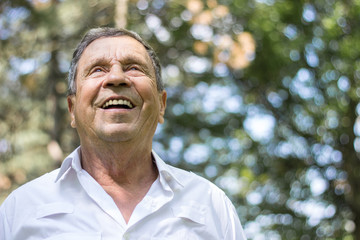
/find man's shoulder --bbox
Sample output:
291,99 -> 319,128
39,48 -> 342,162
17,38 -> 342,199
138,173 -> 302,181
165,163 -> 227,199
1,168 -> 60,207
154,152 -> 223,193
18,168 -> 60,190
167,164 -> 212,184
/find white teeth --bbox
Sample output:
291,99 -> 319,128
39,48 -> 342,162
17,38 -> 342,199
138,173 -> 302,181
102,99 -> 133,109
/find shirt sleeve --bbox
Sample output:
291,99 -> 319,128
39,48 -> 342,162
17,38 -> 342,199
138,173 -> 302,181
0,201 -> 12,240
223,196 -> 247,240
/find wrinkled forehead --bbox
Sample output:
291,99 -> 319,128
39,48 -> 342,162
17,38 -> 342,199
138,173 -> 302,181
80,36 -> 150,62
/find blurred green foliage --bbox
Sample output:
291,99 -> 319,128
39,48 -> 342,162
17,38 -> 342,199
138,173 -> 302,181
1,0 -> 360,239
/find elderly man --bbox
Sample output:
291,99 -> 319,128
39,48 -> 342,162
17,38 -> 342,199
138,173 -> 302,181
0,27 -> 247,240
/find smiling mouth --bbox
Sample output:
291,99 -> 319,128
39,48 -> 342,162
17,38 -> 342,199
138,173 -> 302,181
102,99 -> 134,109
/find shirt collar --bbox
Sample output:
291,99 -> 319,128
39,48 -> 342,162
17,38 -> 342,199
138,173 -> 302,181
55,147 -> 82,182
152,150 -> 184,190
55,147 -> 184,191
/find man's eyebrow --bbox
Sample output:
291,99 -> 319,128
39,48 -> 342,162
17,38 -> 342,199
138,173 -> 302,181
122,55 -> 151,66
81,57 -> 109,72
84,54 -> 151,68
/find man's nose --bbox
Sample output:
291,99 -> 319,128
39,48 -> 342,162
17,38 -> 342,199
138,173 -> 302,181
103,65 -> 131,88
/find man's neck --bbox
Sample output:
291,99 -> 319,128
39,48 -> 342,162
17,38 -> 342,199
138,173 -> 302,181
79,142 -> 158,223
80,142 -> 157,185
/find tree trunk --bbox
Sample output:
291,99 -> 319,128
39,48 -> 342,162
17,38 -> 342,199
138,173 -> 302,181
340,98 -> 360,239
115,0 -> 128,28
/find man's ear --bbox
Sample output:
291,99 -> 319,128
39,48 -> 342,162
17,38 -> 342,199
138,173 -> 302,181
67,95 -> 77,128
158,90 -> 167,124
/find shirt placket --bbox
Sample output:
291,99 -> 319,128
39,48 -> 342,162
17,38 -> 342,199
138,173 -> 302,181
76,169 -> 127,230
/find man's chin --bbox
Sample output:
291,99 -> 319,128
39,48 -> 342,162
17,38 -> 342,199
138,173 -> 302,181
94,125 -> 139,142
98,132 -> 133,143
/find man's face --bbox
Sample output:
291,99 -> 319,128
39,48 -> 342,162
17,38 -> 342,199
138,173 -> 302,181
67,36 -> 166,146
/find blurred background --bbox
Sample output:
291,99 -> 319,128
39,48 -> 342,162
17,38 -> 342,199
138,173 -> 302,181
1,0 -> 360,239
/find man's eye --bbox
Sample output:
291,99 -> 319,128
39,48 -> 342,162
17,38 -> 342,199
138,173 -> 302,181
94,68 -> 103,72
128,66 -> 139,71
89,67 -> 104,75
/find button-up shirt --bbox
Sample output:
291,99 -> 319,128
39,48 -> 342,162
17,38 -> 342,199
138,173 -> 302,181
0,147 -> 246,240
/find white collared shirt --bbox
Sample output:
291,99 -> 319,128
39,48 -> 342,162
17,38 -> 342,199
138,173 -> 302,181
0,147 -> 246,240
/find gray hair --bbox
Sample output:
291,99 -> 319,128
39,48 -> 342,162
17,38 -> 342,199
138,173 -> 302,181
67,27 -> 163,95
